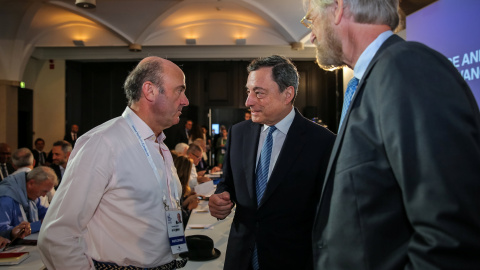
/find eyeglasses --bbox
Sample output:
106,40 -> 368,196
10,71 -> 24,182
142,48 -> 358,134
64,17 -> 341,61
191,152 -> 202,159
301,16 -> 313,29
301,11 -> 313,29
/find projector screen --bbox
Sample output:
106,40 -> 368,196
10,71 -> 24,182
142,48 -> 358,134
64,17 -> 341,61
407,0 -> 480,105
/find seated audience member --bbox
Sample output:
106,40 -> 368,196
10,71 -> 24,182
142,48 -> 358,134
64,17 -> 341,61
174,143 -> 189,156
0,143 -> 15,181
11,148 -> 55,207
50,140 -> 72,188
215,128 -> 228,168
193,138 -> 221,174
0,221 -> 31,242
0,166 -> 57,235
32,138 -> 47,167
187,144 -> 211,189
173,156 -> 200,226
11,148 -> 35,175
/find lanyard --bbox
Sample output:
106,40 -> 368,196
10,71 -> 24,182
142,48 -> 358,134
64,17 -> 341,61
124,114 -> 180,209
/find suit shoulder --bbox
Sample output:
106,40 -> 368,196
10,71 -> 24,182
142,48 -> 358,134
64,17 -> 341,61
296,115 -> 336,139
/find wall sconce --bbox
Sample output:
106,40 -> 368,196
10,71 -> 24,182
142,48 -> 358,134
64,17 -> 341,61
75,0 -> 96,8
129,44 -> 142,52
186,39 -> 196,45
290,42 -> 304,51
235,39 -> 246,45
73,40 -> 85,46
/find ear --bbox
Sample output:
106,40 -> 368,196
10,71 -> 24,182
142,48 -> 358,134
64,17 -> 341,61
142,81 -> 156,102
26,179 -> 35,188
283,86 -> 295,104
334,0 -> 344,25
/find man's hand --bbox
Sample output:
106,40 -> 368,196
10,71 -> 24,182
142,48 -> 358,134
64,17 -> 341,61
0,237 -> 10,249
12,221 -> 31,239
209,192 -> 233,219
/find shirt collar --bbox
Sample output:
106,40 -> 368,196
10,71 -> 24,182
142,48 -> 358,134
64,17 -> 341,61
122,106 -> 159,142
354,30 -> 393,80
261,107 -> 295,135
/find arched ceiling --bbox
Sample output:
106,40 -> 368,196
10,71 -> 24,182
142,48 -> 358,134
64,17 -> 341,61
0,0 -> 436,81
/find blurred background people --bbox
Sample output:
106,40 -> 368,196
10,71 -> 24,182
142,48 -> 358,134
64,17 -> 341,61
32,138 -> 47,167
0,143 -> 14,181
49,140 -> 72,188
0,166 -> 57,235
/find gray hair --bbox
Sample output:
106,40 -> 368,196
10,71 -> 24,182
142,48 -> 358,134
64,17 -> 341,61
27,166 -> 58,186
175,143 -> 189,154
187,143 -> 202,155
124,58 -> 164,106
307,0 -> 399,31
53,140 -> 72,154
12,148 -> 34,168
247,55 -> 299,104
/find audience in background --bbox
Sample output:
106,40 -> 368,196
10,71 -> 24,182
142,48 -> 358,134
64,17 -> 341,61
11,148 -> 55,207
11,148 -> 35,175
186,144 -> 212,189
0,143 -> 14,181
174,143 -> 189,156
49,140 -> 72,188
32,138 -> 48,167
173,155 -> 200,227
0,166 -> 57,236
215,128 -> 228,168
63,124 -> 80,148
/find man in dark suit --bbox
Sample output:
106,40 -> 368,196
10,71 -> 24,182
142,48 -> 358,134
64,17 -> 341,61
209,55 -> 335,270
32,138 -> 47,167
0,143 -> 15,181
304,0 -> 480,269
50,140 -> 72,188
63,124 -> 79,148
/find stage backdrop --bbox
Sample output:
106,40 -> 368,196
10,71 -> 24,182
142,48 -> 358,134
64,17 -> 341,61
407,0 -> 480,105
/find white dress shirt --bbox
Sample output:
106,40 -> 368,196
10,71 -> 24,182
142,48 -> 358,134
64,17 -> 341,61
256,107 -> 295,181
38,107 -> 182,269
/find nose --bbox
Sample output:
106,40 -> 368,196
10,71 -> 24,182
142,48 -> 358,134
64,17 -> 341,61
245,91 -> 255,107
181,92 -> 189,106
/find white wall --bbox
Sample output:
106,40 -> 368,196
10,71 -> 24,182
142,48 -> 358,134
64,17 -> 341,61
28,59 -> 66,152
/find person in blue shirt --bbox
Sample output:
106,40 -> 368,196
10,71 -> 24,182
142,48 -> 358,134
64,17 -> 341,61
0,166 -> 57,237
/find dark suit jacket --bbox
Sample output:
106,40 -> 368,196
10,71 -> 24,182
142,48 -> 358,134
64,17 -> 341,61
32,150 -> 47,167
64,133 -> 78,148
216,108 -> 335,270
50,164 -> 63,189
0,163 -> 15,180
312,35 -> 480,269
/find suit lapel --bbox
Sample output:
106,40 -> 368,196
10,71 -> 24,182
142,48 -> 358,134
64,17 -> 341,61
258,109 -> 305,208
245,122 -> 262,201
318,35 -> 404,201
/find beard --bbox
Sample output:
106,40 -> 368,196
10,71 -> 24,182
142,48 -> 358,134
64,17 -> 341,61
314,19 -> 345,71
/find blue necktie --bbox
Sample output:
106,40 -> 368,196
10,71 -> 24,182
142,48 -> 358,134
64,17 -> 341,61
339,77 -> 359,128
252,125 -> 277,270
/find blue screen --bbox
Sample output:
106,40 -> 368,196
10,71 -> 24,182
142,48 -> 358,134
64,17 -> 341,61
407,0 -> 480,105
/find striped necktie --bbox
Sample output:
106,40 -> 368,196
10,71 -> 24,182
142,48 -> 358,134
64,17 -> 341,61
252,125 -> 277,270
339,77 -> 359,128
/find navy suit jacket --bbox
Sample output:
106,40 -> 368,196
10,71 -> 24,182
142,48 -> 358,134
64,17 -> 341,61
313,35 -> 480,269
215,108 -> 335,270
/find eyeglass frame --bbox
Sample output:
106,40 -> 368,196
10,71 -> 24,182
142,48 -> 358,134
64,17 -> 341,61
301,14 -> 313,29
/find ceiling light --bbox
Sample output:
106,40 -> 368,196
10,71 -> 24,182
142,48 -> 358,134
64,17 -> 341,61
75,0 -> 96,8
186,39 -> 196,45
73,40 -> 85,46
235,39 -> 246,45
129,44 -> 142,52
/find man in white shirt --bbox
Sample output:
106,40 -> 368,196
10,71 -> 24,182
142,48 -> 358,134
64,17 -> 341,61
38,56 -> 189,269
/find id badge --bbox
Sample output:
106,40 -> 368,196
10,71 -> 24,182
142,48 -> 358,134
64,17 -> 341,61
165,210 -> 188,254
